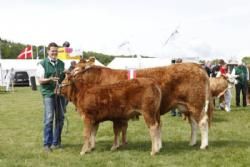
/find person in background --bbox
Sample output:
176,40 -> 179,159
68,60 -> 77,72
37,42 -> 66,152
211,63 -> 220,78
4,68 -> 15,92
217,59 -> 232,112
171,58 -> 182,117
232,61 -> 249,107
63,41 -> 70,48
203,61 -> 212,77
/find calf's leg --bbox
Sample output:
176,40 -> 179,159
90,124 -> 99,150
111,121 -> 122,151
80,118 -> 93,155
121,120 -> 128,145
143,113 -> 161,155
189,116 -> 198,146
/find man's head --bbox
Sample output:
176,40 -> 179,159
47,42 -> 58,60
70,61 -> 77,67
63,41 -> 70,47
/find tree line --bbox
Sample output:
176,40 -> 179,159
1,37 -> 250,65
0,38 -> 117,65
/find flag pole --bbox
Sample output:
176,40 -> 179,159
31,45 -> 33,59
36,46 -> 38,59
25,47 -> 27,59
43,45 -> 46,59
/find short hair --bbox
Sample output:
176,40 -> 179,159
219,59 -> 226,65
63,41 -> 70,47
48,42 -> 58,50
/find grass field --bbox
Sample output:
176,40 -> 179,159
0,87 -> 250,167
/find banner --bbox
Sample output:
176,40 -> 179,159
17,45 -> 33,59
57,47 -> 81,60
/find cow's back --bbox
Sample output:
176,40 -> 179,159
209,77 -> 228,97
79,78 -> 161,122
76,63 -> 211,116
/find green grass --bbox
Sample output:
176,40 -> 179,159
0,87 -> 250,167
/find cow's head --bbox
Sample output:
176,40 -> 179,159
72,57 -> 95,75
59,72 -> 74,100
224,73 -> 238,88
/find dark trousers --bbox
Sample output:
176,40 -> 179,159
235,83 -> 248,107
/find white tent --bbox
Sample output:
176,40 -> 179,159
107,57 -> 172,69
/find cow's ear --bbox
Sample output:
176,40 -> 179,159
67,73 -> 73,79
79,58 -> 86,63
88,57 -> 95,63
222,74 -> 228,79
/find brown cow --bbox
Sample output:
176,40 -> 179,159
210,74 -> 238,111
60,74 -> 162,155
210,75 -> 237,98
72,58 -> 213,149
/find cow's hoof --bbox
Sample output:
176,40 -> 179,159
200,145 -> 208,149
80,149 -> 91,155
80,151 -> 85,155
110,145 -> 119,151
150,151 -> 156,156
189,142 -> 197,147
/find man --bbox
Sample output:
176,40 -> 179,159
170,58 -> 182,117
4,68 -> 15,92
37,42 -> 65,152
232,61 -> 249,107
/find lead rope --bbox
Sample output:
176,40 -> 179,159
55,79 -> 69,135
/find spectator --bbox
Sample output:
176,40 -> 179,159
211,64 -> 220,78
62,41 -> 70,48
171,58 -> 182,117
206,61 -> 212,77
68,60 -> 76,72
218,60 -> 232,112
4,68 -> 15,92
232,61 -> 249,107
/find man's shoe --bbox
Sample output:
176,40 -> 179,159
51,145 -> 62,150
44,146 -> 52,152
225,106 -> 231,112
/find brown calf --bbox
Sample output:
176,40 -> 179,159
60,75 -> 162,155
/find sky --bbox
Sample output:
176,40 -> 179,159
1,0 -> 250,61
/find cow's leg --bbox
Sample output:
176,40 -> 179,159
149,123 -> 160,156
199,113 -> 208,149
189,116 -> 198,146
80,118 -> 93,155
111,121 -> 121,151
90,123 -> 99,151
121,120 -> 128,145
143,113 -> 161,156
157,122 -> 162,151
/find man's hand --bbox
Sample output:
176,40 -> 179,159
50,77 -> 59,82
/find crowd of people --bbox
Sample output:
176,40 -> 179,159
202,59 -> 249,111
169,58 -> 249,117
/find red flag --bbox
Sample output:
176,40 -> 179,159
17,45 -> 33,59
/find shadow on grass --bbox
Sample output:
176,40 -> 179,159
62,139 -> 250,155
212,116 -> 228,123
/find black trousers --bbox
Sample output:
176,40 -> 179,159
235,83 -> 248,107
